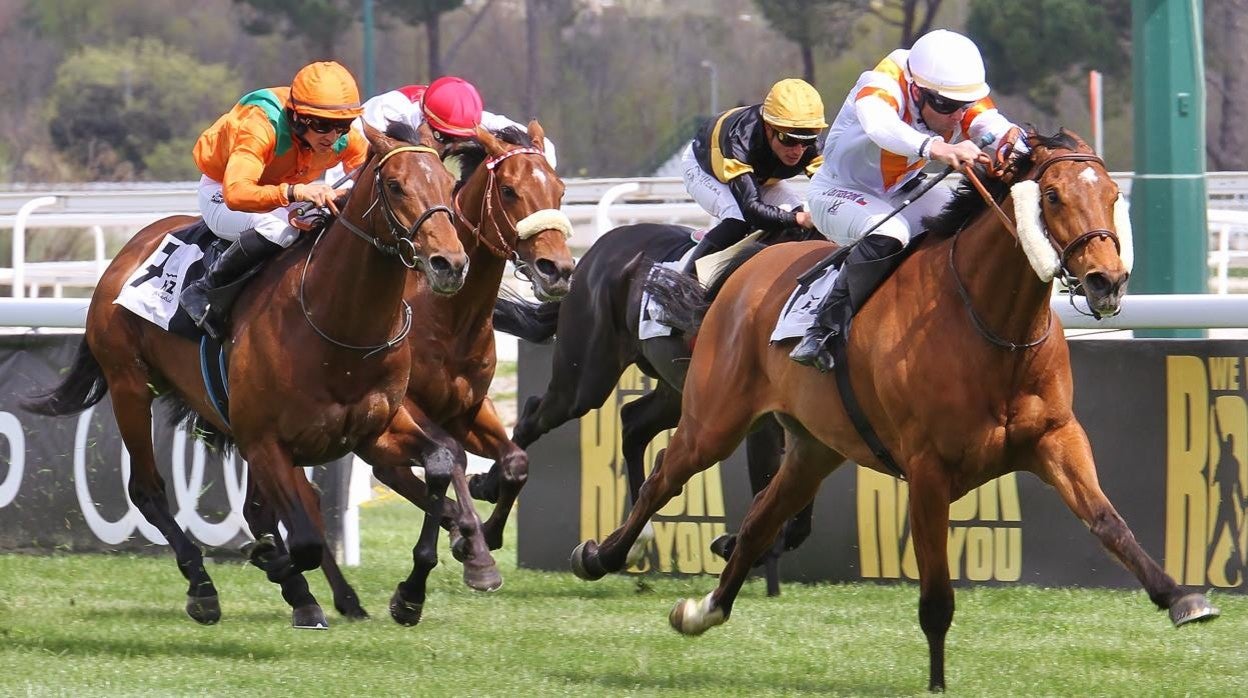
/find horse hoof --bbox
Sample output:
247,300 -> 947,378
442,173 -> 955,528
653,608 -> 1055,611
185,594 -> 221,625
449,528 -> 471,563
708,533 -> 734,561
292,604 -> 329,630
668,594 -> 725,636
335,601 -> 370,621
389,585 -> 424,626
241,533 -> 277,562
1170,592 -> 1220,626
463,560 -> 504,592
570,540 -> 607,581
468,473 -> 499,503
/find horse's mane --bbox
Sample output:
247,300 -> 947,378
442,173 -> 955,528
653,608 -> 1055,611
385,120 -> 424,146
921,129 -> 1081,241
444,126 -> 537,193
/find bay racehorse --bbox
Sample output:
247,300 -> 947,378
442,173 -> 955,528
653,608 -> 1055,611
493,222 -> 818,594
24,123 -> 474,628
272,122 -> 576,618
569,129 -> 1220,691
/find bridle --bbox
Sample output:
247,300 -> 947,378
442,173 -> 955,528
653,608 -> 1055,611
299,144 -> 455,356
953,148 -> 1121,349
455,145 -> 549,282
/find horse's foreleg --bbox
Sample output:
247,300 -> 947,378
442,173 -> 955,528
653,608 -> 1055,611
672,434 -> 840,635
509,332 -> 625,452
1035,422 -> 1219,625
458,398 -> 525,552
908,460 -> 955,693
240,440 -> 323,573
240,478 -> 328,628
620,385 -> 682,505
111,383 -> 220,624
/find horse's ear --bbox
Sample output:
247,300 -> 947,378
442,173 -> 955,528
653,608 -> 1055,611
1061,127 -> 1096,154
527,120 -> 546,152
364,122 -> 397,156
416,121 -> 439,149
475,124 -> 505,156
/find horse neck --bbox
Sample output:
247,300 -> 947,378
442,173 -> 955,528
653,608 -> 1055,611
947,207 -> 1054,345
302,196 -> 409,343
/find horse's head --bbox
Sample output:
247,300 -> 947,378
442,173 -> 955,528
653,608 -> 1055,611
355,122 -> 468,295
1012,129 -> 1132,318
453,121 -> 575,301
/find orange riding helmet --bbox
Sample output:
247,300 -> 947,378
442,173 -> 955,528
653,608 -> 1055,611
289,61 -> 364,119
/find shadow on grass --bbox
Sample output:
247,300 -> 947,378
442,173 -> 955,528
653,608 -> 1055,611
548,668 -> 910,696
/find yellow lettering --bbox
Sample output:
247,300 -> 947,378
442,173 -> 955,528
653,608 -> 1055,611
653,521 -> 678,573
1166,355 -> 1210,584
998,473 -> 1022,521
701,522 -> 726,574
675,522 -> 702,573
1207,356 -> 1240,391
995,528 -> 1022,581
964,527 -> 994,581
580,396 -> 623,542
946,527 -> 967,580
1206,396 -> 1248,587
949,487 -> 977,522
857,467 -> 900,578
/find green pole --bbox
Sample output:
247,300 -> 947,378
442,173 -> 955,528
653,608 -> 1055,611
1131,0 -> 1207,337
362,0 -> 376,98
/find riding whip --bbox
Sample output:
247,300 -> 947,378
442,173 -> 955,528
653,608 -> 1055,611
795,132 -> 997,290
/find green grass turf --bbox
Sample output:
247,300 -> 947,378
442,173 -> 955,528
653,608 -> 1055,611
0,498 -> 1242,697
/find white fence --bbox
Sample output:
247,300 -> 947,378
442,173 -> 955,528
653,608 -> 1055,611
4,172 -> 1248,298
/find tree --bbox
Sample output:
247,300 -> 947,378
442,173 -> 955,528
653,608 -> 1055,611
867,0 -> 945,46
966,0 -> 1129,115
1204,0 -> 1248,170
524,0 -> 579,120
753,0 -> 865,86
231,0 -> 358,58
45,38 -> 240,180
377,0 -> 499,79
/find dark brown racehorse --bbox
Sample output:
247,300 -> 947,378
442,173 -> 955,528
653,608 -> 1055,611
570,130 -> 1219,691
24,123 -> 471,628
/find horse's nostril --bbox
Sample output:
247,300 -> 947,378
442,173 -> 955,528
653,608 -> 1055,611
535,258 -> 558,280
1083,272 -> 1112,297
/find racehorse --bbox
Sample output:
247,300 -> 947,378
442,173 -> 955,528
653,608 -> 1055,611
276,121 -> 576,616
568,129 -> 1220,691
24,122 -> 472,628
492,222 -> 817,594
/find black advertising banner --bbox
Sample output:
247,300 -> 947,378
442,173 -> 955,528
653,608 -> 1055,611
0,333 -> 349,557
517,339 -> 1248,593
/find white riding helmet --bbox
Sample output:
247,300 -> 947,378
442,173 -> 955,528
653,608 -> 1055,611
906,29 -> 990,102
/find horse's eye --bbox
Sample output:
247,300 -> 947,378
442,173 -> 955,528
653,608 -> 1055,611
1044,189 -> 1060,205
387,179 -> 403,195
499,185 -> 517,200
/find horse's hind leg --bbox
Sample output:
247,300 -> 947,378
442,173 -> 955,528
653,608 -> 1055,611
107,379 -> 221,624
459,397 -> 527,552
1034,422 -> 1219,625
240,440 -> 324,574
240,477 -> 330,628
617,384 -> 682,567
670,432 -> 842,635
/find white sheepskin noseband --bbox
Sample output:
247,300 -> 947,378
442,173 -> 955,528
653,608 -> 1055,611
1010,180 -> 1061,282
1114,194 -> 1134,273
516,208 -> 574,240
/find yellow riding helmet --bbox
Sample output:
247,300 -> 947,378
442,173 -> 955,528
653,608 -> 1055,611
761,79 -> 828,131
290,61 -> 364,120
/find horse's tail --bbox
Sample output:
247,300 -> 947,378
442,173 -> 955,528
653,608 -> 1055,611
493,287 -> 561,343
641,242 -> 768,336
22,338 -> 109,416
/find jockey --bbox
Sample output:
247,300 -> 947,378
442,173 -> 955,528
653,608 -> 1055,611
340,75 -> 557,173
680,78 -> 827,276
789,29 -> 1023,371
180,61 -> 367,340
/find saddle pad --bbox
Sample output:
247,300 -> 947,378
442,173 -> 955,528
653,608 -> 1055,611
114,221 -> 224,340
637,230 -> 765,341
769,265 -> 840,343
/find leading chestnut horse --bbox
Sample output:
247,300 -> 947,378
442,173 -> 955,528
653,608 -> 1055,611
569,130 -> 1220,691
24,123 -> 472,628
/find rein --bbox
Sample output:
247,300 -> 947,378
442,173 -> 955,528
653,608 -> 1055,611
456,146 -> 547,268
297,144 -> 451,356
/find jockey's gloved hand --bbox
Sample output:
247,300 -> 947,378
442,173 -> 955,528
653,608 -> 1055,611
989,126 -> 1027,179
292,182 -> 341,216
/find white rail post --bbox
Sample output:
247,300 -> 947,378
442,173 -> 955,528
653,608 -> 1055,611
11,196 -> 59,299
594,182 -> 640,242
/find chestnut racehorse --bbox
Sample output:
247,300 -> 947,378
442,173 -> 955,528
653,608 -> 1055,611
24,123 -> 472,628
570,130 -> 1219,691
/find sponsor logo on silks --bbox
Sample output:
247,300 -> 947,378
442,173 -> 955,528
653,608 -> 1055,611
1166,355 -> 1247,589
857,467 -> 1023,582
580,366 -> 727,575
828,188 -> 870,206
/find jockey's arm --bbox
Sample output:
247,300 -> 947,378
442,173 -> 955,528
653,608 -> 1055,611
854,92 -> 929,160
221,126 -> 286,212
728,174 -> 800,232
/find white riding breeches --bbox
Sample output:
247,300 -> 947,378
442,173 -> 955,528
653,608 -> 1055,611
197,176 -> 302,248
680,143 -> 807,225
808,178 -> 953,246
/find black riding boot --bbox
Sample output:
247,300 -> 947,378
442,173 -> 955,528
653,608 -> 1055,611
789,235 -> 906,371
180,229 -> 283,340
681,218 -> 752,278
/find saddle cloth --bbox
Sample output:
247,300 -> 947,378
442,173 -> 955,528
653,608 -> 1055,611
114,221 -> 226,341
769,264 -> 839,342
637,230 -> 764,340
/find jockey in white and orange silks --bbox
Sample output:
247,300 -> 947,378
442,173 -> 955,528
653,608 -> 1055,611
789,29 -> 1024,371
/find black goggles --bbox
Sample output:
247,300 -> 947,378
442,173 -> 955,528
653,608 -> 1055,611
921,90 -> 972,115
296,114 -> 354,135
773,129 -> 819,147
431,129 -> 470,145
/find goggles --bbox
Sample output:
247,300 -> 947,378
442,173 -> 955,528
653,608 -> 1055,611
296,114 -> 354,135
773,129 -> 819,148
921,89 -> 972,115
